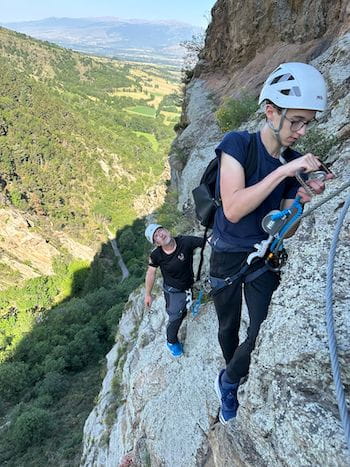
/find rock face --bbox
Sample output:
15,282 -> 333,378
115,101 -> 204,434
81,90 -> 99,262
81,284 -> 224,467
81,2 -> 350,466
0,208 -> 59,281
196,0 -> 349,98
202,0 -> 347,71
0,207 -> 95,289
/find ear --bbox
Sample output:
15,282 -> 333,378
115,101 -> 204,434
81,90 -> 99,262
265,103 -> 276,120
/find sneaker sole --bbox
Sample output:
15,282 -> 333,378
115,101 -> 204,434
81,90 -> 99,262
165,343 -> 183,358
214,373 -> 222,403
214,374 -> 228,426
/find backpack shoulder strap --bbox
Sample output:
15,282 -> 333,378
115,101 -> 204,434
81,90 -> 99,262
244,132 -> 258,180
282,147 -> 294,162
195,226 -> 208,282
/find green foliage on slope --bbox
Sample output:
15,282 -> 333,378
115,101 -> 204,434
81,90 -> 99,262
0,218 -> 150,466
0,27 -> 181,242
215,94 -> 258,132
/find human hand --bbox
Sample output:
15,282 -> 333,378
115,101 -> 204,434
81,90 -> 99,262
297,186 -> 313,203
281,153 -> 322,178
144,294 -> 153,308
297,172 -> 334,203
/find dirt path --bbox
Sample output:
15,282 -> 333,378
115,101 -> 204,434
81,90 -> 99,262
106,228 -> 130,281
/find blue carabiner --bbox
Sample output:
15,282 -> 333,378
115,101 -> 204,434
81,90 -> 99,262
192,290 -> 203,317
271,196 -> 302,221
270,196 -> 303,252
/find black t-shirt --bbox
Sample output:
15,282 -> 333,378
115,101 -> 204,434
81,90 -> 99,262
149,235 -> 203,290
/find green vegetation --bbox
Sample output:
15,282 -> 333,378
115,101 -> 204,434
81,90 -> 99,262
156,190 -> 192,236
215,95 -> 259,132
0,218 -> 150,466
0,27 -> 181,243
294,128 -> 338,160
127,105 -> 157,117
133,131 -> 159,151
0,26 -> 183,466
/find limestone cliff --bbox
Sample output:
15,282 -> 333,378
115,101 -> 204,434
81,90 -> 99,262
0,206 -> 95,289
81,1 -> 350,466
196,0 -> 349,98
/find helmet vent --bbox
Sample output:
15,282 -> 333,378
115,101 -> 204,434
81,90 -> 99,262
271,73 -> 294,85
279,86 -> 301,97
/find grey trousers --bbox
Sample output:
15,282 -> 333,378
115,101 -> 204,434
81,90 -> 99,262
163,284 -> 192,344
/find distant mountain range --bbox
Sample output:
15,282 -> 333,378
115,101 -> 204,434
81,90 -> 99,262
1,17 -> 202,66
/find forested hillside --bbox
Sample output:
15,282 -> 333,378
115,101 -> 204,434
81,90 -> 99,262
0,27 -> 182,466
0,26 -> 180,240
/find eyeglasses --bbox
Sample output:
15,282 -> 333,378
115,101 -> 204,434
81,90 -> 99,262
283,115 -> 315,132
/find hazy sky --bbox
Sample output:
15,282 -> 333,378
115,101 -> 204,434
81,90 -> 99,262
1,0 -> 216,27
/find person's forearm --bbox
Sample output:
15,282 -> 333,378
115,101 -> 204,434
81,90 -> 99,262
222,166 -> 286,223
145,270 -> 155,295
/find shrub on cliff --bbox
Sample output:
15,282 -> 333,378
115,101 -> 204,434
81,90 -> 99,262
216,95 -> 258,132
294,128 -> 337,160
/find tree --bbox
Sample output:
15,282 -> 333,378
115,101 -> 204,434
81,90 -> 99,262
10,406 -> 54,450
180,33 -> 205,74
0,362 -> 29,401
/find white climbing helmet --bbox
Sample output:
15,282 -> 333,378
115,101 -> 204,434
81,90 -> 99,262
259,62 -> 327,111
145,223 -> 162,244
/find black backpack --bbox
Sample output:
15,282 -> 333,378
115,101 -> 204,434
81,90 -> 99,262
192,132 -> 258,229
192,132 -> 259,281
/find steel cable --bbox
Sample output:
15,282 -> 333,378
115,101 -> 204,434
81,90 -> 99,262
325,193 -> 350,453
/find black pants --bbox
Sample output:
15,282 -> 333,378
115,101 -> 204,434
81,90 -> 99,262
210,250 -> 280,383
163,284 -> 189,344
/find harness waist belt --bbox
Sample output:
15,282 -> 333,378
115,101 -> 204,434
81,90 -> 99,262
209,264 -> 269,296
163,283 -> 191,294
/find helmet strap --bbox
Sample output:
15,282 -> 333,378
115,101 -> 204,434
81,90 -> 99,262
267,108 -> 287,152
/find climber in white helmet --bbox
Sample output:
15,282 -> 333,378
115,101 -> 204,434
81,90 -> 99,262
144,224 -> 203,358
210,62 -> 334,425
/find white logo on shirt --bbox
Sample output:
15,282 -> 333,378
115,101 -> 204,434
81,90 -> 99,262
177,253 -> 185,261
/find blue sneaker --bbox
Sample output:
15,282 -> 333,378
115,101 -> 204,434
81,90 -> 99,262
166,342 -> 183,358
214,369 -> 239,425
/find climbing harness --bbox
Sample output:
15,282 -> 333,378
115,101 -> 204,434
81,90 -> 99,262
162,284 -> 193,316
325,193 -> 350,454
210,191 -> 304,295
209,260 -> 269,296
191,289 -> 203,317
